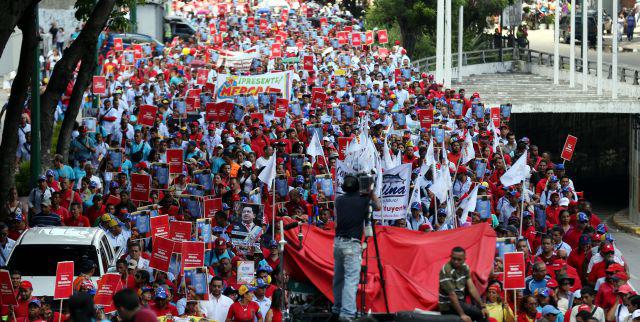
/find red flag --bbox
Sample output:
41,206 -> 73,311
196,69 -> 208,85
93,273 -> 123,313
561,135 -> 578,161
365,31 -> 374,45
181,241 -> 205,273
167,149 -> 183,175
150,215 -> 170,240
169,221 -> 193,242
130,174 -> 151,202
149,236 -> 174,272
92,76 -> 106,95
0,270 -> 17,305
274,99 -> 288,118
137,105 -> 157,127
303,56 -> 314,71
377,29 -> 389,44
337,137 -> 354,160
271,43 -> 282,58
113,38 -> 123,51
351,32 -> 361,46
54,261 -> 74,300
203,198 -> 222,218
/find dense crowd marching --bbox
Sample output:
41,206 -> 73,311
1,0 -> 638,321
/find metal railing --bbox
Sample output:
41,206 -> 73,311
413,47 -> 640,86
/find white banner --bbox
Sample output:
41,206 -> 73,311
216,47 -> 260,72
374,163 -> 412,220
214,71 -> 293,102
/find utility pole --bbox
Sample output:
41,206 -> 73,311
444,0 -> 452,88
570,0 -> 576,87
553,0 -> 560,84
597,0 -> 603,95
93,0 -> 99,111
582,0 -> 588,91
30,3 -> 41,187
612,0 -> 618,99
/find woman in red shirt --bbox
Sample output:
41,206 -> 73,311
226,285 -> 262,322
265,288 -> 283,322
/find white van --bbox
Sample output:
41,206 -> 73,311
6,227 -> 121,297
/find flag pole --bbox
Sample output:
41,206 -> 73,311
272,176 -> 276,238
518,177 -> 525,237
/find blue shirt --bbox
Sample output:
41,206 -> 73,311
54,165 -> 76,182
30,212 -> 62,227
524,275 -> 550,295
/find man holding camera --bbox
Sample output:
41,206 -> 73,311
331,175 -> 381,322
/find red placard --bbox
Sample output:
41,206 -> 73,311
377,29 -> 389,44
219,21 -> 228,32
150,215 -> 170,239
93,76 -> 106,95
303,56 -> 314,71
149,236 -> 174,272
351,32 -> 361,46
167,149 -> 183,174
378,47 -> 389,58
365,31 -> 374,45
320,17 -> 328,26
490,107 -> 500,128
54,261 -> 74,300
271,43 -> 282,58
106,195 -> 120,206
247,16 -> 255,28
205,102 -> 219,122
311,92 -> 326,110
113,38 -> 123,51
130,174 -> 151,202
169,221 -> 193,242
259,19 -> 268,31
213,33 -> 222,44
204,82 -> 215,93
196,69 -> 208,85
337,31 -> 348,45
181,241 -> 205,273
250,112 -> 264,123
132,44 -> 143,59
561,135 -> 578,161
137,104 -> 157,127
503,252 -> 526,290
204,198 -> 222,218
93,273 -> 123,313
209,23 -> 216,34
281,9 -> 289,22
337,137 -> 353,160
0,270 -> 17,306
417,109 -> 434,130
274,99 -> 288,118
394,68 -> 402,82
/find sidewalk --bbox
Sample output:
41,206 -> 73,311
611,209 -> 640,236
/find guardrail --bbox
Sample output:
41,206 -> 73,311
412,47 -> 640,86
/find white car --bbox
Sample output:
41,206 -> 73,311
6,227 -> 121,297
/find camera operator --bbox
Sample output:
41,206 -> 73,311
331,174 -> 381,321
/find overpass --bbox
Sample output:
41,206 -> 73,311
412,47 -> 640,226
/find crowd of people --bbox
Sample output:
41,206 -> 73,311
2,0 -> 639,321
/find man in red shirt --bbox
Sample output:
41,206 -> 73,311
50,192 -> 69,222
588,243 -> 618,285
149,287 -> 178,317
564,213 -> 590,249
64,203 -> 90,227
14,281 -> 35,318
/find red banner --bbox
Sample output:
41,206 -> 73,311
167,149 -> 184,175
137,105 -> 157,127
196,69 -> 208,85
181,241 -> 205,272
271,43 -> 282,58
149,236 -> 174,272
203,198 -> 222,218
365,31 -> 374,45
351,32 -> 361,46
490,107 -> 500,128
303,56 -> 314,71
247,16 -> 255,28
169,221 -> 192,242
311,92 -> 326,110
92,76 -> 106,95
0,270 -> 16,306
130,174 -> 151,202
54,261 -> 74,300
274,99 -> 288,118
377,29 -> 389,44
337,31 -> 348,45
113,38 -> 123,51
337,137 -> 354,161
503,252 -> 526,290
94,273 -> 123,313
150,215 -> 170,240
417,109 -> 434,130
561,135 -> 578,161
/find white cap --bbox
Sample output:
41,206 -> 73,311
322,137 -> 331,142
242,161 -> 252,168
631,310 -> 640,319
227,137 -> 235,143
559,197 -> 570,207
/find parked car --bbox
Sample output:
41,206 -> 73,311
110,32 -> 164,55
559,14 -> 597,45
6,227 -> 121,297
164,16 -> 197,42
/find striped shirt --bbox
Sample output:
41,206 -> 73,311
439,262 -> 471,312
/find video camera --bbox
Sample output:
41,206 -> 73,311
356,171 -> 375,196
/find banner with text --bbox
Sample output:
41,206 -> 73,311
214,71 -> 293,102
374,163 -> 411,220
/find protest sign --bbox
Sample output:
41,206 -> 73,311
184,267 -> 209,301
365,31 -> 374,45
259,18 -> 268,31
137,105 -> 157,127
337,137 -> 353,160
271,43 -> 282,58
169,221 -> 193,242
351,32 -> 361,46
490,107 -> 500,128
205,102 -> 219,122
337,31 -> 348,44
247,16 -> 255,28
374,163 -> 411,220
0,270 -> 16,306
303,56 -> 314,71
561,135 -> 578,161
92,76 -> 106,95
197,69 -> 208,85
377,30 -> 389,44
275,98 -> 288,118
94,273 -> 122,313
181,241 -> 205,272
150,215 -> 170,240
311,91 -> 326,110
237,261 -> 255,284
150,236 -> 174,272
203,198 -> 222,218
167,149 -> 184,175
130,174 -> 151,202
54,261 -> 74,300
503,252 -> 526,290
214,71 -> 293,102
417,109 -> 434,130
113,38 -> 123,51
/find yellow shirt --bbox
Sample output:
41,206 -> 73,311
487,302 -> 515,322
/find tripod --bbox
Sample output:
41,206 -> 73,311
358,203 -> 390,316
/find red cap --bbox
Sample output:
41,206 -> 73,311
546,279 -> 558,288
601,243 -> 615,253
551,258 -> 567,269
208,123 -> 216,131
418,224 -> 431,231
577,305 -> 591,313
606,263 -> 624,273
215,237 -> 227,249
614,272 -> 629,280
19,281 -> 32,290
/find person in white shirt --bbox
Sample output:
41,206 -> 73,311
253,279 -> 272,318
256,146 -> 275,169
198,276 -> 234,321
569,286 -> 605,322
106,221 -> 128,252
0,223 -> 16,267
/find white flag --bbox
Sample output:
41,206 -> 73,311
488,121 -> 501,152
258,151 -> 277,190
500,152 -> 529,187
428,166 -> 450,202
425,139 -> 436,169
307,131 -> 324,159
458,184 -> 479,224
460,131 -> 476,164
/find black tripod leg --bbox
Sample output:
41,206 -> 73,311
370,224 -> 390,314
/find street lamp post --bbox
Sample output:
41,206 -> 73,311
553,0 -> 560,85
597,0 -> 603,95
612,0 -> 618,99
570,0 -> 576,87
582,0 -> 588,91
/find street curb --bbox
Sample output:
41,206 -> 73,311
610,209 -> 640,236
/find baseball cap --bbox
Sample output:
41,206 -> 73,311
110,181 -> 119,189
573,290 -> 582,298
577,212 -> 589,223
546,279 -> 559,288
555,164 -> 565,170
155,287 -> 168,299
596,223 -> 608,234
29,299 -> 42,307
212,226 -> 224,234
38,175 -> 46,181
559,197 -> 570,207
45,169 -> 55,177
541,305 -> 561,316
632,310 -> 640,319
19,281 -> 33,290
215,237 -> 227,249
617,284 -> 635,295
577,304 -> 591,313
579,234 -> 591,246
606,263 -> 624,273
255,278 -> 269,288
411,202 -> 421,210
238,284 -> 257,296
127,259 -> 138,270
601,243 -> 615,253
41,198 -> 52,207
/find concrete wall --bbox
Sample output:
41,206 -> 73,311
453,61 -> 515,78
0,30 -> 22,78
